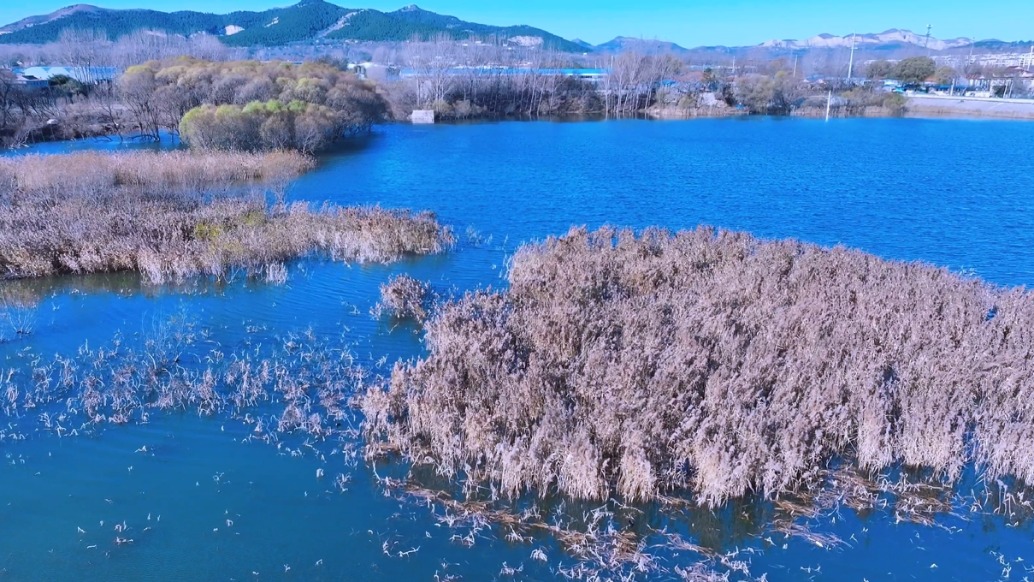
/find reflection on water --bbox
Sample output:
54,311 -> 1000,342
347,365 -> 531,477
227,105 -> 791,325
3,118 -> 1034,580
0,131 -> 181,157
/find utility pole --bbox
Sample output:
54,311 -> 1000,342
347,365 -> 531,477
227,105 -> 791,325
847,34 -> 857,82
924,25 -> 933,56
792,52 -> 798,78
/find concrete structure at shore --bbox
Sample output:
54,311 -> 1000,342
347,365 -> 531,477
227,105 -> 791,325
410,110 -> 435,124
906,94 -> 1034,120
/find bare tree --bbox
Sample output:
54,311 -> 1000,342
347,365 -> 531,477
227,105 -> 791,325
112,31 -> 230,68
608,52 -> 675,116
405,34 -> 457,110
0,69 -> 17,135
118,63 -> 162,140
57,28 -> 112,86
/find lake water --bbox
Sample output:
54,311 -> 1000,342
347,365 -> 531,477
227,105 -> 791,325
2,118 -> 1034,580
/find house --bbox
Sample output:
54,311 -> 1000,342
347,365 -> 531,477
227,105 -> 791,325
13,75 -> 49,90
0,68 -> 48,91
969,67 -> 1034,96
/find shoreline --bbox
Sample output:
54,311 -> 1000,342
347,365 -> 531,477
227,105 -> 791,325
649,96 -> 1034,122
903,94 -> 1034,121
8,100 -> 1034,151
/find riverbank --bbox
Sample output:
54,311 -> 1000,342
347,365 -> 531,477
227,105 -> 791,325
648,95 -> 1034,122
8,96 -> 1034,151
904,94 -> 1034,120
645,94 -> 747,119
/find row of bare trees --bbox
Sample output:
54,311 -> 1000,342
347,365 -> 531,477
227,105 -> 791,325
599,52 -> 683,116
0,28 -> 234,70
0,27 -> 239,146
380,37 -> 596,119
377,36 -> 686,119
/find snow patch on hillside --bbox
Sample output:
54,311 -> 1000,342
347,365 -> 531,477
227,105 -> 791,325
761,29 -> 972,51
509,35 -> 543,47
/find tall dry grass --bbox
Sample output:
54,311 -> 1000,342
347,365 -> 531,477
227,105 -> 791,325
0,150 -> 312,197
0,151 -> 453,282
363,226 -> 1034,507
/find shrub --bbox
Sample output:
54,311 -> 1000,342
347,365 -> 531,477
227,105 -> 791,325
882,93 -> 908,116
123,58 -> 388,151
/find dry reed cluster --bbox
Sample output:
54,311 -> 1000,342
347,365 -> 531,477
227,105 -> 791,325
0,151 -> 453,282
374,274 -> 434,322
363,226 -> 1034,507
0,150 -> 312,195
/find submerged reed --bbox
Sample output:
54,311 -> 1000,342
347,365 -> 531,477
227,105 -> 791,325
363,226 -> 1034,507
0,321 -> 366,447
374,274 -> 434,322
0,151 -> 453,282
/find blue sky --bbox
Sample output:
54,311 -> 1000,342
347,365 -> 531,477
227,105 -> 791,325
1,0 -> 1031,47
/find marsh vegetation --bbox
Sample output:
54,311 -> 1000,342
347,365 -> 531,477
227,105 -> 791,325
0,150 -> 453,282
373,274 -> 435,323
364,226 -> 1034,507
0,318 -> 366,458
1,118 -> 1031,580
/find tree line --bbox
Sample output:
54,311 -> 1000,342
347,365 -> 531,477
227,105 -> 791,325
12,26 -> 1032,148
378,37 -> 687,120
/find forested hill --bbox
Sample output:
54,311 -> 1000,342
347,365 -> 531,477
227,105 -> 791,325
0,0 -> 586,51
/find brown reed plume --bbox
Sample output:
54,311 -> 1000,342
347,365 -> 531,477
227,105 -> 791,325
363,226 -> 1034,507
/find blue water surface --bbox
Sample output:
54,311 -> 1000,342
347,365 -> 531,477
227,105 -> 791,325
2,117 -> 1034,581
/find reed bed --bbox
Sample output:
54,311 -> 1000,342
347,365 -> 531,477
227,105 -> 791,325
0,151 -> 453,282
0,150 -> 313,196
363,226 -> 1034,507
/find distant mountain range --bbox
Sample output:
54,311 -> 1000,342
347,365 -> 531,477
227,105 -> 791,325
760,29 -> 973,51
0,0 -> 584,50
0,1 -> 1029,56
